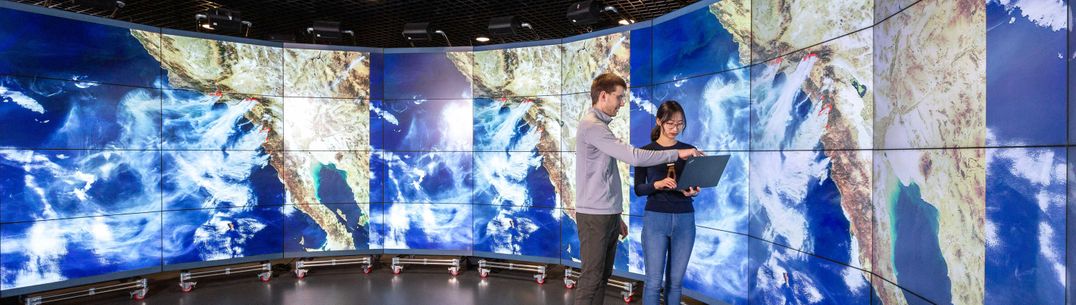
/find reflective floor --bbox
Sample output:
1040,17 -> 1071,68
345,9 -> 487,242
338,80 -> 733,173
47,264 -> 637,305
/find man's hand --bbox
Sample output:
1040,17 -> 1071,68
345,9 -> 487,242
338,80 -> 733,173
654,177 -> 677,190
680,186 -> 701,197
618,217 -> 628,238
677,148 -> 704,160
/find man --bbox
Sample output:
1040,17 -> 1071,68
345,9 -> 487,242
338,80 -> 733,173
574,73 -> 703,305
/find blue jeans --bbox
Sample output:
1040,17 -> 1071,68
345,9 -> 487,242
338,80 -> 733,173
642,211 -> 695,305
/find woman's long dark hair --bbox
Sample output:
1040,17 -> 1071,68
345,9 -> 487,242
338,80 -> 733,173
650,100 -> 686,142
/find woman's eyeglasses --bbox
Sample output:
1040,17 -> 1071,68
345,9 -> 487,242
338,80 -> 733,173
662,121 -> 685,129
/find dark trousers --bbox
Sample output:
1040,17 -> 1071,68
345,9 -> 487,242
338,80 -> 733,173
574,213 -> 621,305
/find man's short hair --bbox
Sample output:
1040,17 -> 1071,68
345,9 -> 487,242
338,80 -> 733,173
590,72 -> 627,105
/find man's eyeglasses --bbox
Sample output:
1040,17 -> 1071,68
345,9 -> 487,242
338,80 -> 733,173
605,91 -> 627,102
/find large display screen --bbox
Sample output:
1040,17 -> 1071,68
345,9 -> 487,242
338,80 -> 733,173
0,1 -> 1071,304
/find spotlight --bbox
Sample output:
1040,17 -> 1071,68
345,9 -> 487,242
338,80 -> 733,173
434,30 -> 453,47
195,8 -> 251,37
402,22 -> 433,41
567,0 -> 618,26
402,23 -> 451,46
567,0 -> 601,25
617,19 -> 634,25
489,16 -> 522,37
306,21 -> 355,44
488,16 -> 537,42
475,36 -> 490,43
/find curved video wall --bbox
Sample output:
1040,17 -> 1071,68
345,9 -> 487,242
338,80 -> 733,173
0,0 -> 1072,304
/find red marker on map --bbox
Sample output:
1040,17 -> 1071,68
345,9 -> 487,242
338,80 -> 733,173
817,101 -> 832,116
818,99 -> 833,130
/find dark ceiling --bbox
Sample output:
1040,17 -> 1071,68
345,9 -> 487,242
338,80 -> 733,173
14,0 -> 699,48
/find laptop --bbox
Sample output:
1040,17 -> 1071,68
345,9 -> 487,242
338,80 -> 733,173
676,155 -> 731,190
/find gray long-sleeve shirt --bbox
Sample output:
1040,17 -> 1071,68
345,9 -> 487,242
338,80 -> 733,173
575,107 -> 678,215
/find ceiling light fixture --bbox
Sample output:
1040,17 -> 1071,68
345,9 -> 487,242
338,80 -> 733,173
567,0 -> 618,26
402,22 -> 433,42
195,8 -> 252,37
306,20 -> 355,45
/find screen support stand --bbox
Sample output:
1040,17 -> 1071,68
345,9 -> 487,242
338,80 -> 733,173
294,256 -> 375,278
564,267 -> 636,303
178,262 -> 272,293
477,259 -> 547,284
24,278 -> 148,304
391,256 -> 462,276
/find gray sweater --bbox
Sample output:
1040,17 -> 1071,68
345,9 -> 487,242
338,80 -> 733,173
575,107 -> 678,215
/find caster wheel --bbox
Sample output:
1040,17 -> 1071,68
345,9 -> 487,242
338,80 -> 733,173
623,296 -> 632,303
181,286 -> 193,293
295,271 -> 306,279
363,267 -> 372,274
260,275 -> 272,282
480,271 -> 488,278
131,291 -> 146,300
565,283 -> 575,289
393,268 -> 402,275
536,278 -> 545,284
450,270 -> 460,276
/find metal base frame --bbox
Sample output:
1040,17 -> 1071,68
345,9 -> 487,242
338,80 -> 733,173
294,256 -> 375,278
178,263 -> 272,293
563,267 -> 636,303
390,256 -> 463,276
477,259 -> 547,284
24,278 -> 148,305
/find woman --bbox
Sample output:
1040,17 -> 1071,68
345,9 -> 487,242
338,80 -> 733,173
634,100 -> 700,305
